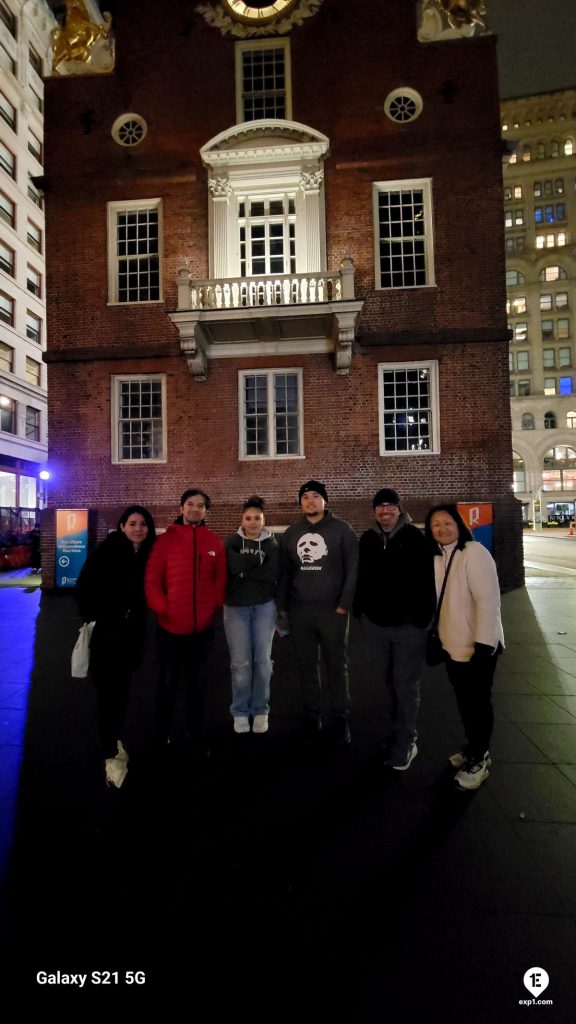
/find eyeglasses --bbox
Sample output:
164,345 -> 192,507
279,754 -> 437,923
375,503 -> 398,510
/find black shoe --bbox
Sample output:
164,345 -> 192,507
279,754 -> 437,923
188,739 -> 211,760
331,717 -> 351,745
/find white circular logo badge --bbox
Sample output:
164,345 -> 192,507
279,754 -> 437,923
523,968 -> 549,995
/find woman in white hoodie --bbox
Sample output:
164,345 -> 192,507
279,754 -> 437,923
424,504 -> 504,791
224,496 -> 282,735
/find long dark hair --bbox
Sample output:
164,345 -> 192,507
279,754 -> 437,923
424,503 -> 472,553
117,505 -> 156,553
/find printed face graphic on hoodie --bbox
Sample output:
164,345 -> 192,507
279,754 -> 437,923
297,533 -> 328,565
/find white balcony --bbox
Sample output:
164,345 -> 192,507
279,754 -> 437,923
169,258 -> 364,380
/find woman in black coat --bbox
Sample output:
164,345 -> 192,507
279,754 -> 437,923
75,505 -> 156,787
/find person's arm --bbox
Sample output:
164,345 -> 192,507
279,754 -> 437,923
465,545 -> 502,650
214,537 -> 228,606
74,549 -> 100,623
337,524 -> 359,612
144,539 -> 168,616
275,532 -> 293,613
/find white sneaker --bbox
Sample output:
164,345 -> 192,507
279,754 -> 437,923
234,716 -> 250,734
449,749 -> 491,769
105,756 -> 128,788
252,714 -> 269,734
454,758 -> 490,790
116,740 -> 129,763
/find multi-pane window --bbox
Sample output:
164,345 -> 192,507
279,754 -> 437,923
236,40 -> 291,122
558,347 -> 571,367
513,322 -> 527,342
0,190 -> 14,227
27,221 -> 41,252
0,91 -> 16,130
28,45 -> 42,76
542,447 -> 576,490
556,292 -> 568,310
378,361 -> 439,454
25,405 -> 39,441
30,89 -> 42,114
504,208 -> 523,227
239,196 -> 296,277
0,289 -> 14,325
239,369 -> 302,459
27,178 -> 42,209
543,349 -> 555,369
113,375 -> 166,462
26,311 -> 41,343
521,413 -> 535,430
507,296 -> 526,315
108,201 -> 161,303
567,413 -> 576,430
506,269 -> 525,286
0,140 -> 15,179
542,320 -> 554,340
544,411 -> 557,429
540,294 -> 552,311
374,179 -> 434,289
512,451 -> 525,491
506,236 -> 525,253
559,376 -> 573,396
544,378 -> 556,396
536,232 -> 566,249
27,131 -> 41,162
0,239 -> 14,275
0,1 -> 16,37
26,265 -> 40,296
516,351 -> 529,372
25,356 -> 40,386
518,380 -> 531,396
557,319 -> 570,340
540,265 -> 567,282
0,394 -> 15,432
0,339 -> 13,372
0,44 -> 15,76
534,204 -> 566,224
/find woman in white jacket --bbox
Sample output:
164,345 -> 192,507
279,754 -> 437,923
424,504 -> 504,791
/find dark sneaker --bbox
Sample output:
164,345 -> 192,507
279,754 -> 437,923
390,742 -> 418,771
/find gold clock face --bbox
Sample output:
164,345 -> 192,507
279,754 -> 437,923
222,1 -> 299,26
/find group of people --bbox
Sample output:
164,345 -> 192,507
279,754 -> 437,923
74,480 -> 504,793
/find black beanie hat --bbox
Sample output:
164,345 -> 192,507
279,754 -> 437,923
299,480 -> 328,504
372,487 -> 401,509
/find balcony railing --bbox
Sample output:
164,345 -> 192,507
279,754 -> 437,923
176,260 -> 356,312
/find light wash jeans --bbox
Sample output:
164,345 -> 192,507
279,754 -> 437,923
223,600 -> 277,717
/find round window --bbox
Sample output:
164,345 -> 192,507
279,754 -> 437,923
384,89 -> 423,124
111,113 -> 148,147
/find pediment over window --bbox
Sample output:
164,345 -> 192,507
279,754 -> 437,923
201,120 -> 330,168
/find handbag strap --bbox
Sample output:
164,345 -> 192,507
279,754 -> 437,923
432,547 -> 457,628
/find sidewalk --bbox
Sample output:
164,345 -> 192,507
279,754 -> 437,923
0,567 -> 575,1017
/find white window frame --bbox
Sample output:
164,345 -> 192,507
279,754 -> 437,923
378,360 -> 440,456
107,199 -> 163,305
373,178 -> 435,290
235,38 -> 292,124
238,367 -> 304,461
111,373 -> 167,465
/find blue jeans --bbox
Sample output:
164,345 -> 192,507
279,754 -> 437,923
223,601 -> 277,717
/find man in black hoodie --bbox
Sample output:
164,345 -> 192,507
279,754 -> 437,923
279,480 -> 358,744
354,487 -> 436,770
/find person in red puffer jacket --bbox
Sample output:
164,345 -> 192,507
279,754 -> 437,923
145,488 -> 226,756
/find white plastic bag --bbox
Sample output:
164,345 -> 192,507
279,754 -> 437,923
71,622 -> 95,678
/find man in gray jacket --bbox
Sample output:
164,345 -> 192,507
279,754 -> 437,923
278,480 -> 358,744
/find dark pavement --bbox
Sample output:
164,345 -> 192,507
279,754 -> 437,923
0,567 -> 575,1017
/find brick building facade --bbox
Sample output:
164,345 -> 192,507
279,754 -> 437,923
40,0 -> 524,589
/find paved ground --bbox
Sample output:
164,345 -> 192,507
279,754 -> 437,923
0,565 -> 575,1017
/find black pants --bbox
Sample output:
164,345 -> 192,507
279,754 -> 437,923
445,651 -> 500,762
288,603 -> 350,719
92,663 -> 132,761
155,627 -> 214,743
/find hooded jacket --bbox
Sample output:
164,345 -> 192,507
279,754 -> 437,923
224,526 -> 281,607
278,511 -> 359,611
354,513 -> 436,628
145,523 -> 226,635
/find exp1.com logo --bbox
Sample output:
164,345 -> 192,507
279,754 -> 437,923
519,968 -> 553,1006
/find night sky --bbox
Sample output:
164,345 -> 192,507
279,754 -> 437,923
488,0 -> 576,99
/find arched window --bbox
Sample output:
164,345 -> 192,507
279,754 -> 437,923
512,451 -> 525,492
506,269 -> 525,286
536,142 -> 546,159
542,446 -> 576,490
564,138 -> 574,156
522,413 -> 535,430
567,410 -> 576,429
544,410 -> 557,429
521,144 -> 532,162
551,140 -> 560,158
540,265 -> 567,282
